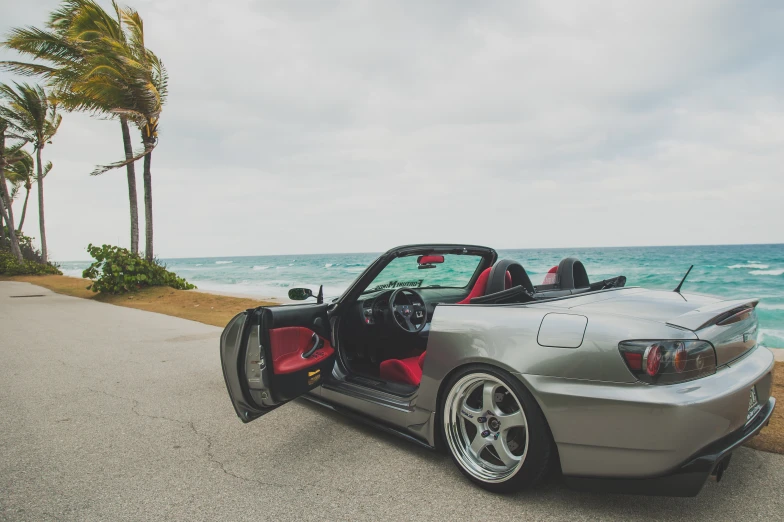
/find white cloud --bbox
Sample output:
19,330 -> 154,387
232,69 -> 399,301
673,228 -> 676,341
1,0 -> 782,260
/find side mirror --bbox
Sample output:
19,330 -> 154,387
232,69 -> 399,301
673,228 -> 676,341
287,285 -> 324,303
288,288 -> 314,301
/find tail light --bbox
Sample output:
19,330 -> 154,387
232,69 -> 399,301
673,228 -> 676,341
619,340 -> 716,384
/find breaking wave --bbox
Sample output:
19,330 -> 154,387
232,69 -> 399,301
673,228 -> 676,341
215,261 -> 233,265
758,302 -> 784,311
728,263 -> 769,270
253,265 -> 271,271
759,329 -> 784,348
750,269 -> 784,276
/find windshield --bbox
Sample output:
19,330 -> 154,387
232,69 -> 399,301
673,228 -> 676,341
363,254 -> 483,294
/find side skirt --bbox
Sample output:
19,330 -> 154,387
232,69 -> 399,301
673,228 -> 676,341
301,393 -> 435,451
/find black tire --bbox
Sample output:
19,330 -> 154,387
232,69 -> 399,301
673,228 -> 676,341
439,364 -> 553,493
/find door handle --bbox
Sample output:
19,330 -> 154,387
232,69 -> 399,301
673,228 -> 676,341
302,333 -> 324,359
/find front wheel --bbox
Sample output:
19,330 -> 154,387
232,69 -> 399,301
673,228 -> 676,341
440,365 -> 553,493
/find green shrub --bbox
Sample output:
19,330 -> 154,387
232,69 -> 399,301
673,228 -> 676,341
1,229 -> 48,263
0,250 -> 62,275
82,243 -> 195,294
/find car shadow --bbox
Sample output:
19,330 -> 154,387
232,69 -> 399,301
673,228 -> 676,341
296,399 -> 781,519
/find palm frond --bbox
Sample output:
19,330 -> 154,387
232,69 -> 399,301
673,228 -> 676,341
2,26 -> 85,64
3,0 -> 166,145
90,142 -> 155,176
0,82 -> 61,148
1,144 -> 31,176
0,60 -> 58,78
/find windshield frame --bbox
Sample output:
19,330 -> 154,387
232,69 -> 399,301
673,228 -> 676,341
337,244 -> 497,306
360,254 -> 483,295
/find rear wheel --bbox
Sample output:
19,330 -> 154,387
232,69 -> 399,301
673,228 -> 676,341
441,365 -> 552,493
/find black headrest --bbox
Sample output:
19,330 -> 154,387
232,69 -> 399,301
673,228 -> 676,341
487,259 -> 535,295
557,257 -> 589,289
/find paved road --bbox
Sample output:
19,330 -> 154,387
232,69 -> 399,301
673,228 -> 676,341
1,281 -> 782,521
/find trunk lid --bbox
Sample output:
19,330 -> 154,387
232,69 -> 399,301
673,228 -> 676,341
553,288 -> 760,365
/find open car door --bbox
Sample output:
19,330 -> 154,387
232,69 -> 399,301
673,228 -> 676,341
220,303 -> 335,423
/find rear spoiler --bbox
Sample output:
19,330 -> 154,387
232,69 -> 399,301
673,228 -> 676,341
666,299 -> 759,331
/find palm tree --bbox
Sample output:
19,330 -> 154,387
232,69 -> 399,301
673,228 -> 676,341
66,6 -> 167,260
2,0 -> 141,254
0,116 -> 26,261
4,149 -> 49,232
0,83 -> 61,261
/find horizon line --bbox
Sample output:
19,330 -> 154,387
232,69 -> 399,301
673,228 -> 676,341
56,241 -> 784,263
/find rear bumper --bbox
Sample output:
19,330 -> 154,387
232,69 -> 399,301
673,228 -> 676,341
524,345 -> 775,477
563,396 -> 776,496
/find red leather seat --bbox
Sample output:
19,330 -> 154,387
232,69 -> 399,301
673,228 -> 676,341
456,267 -> 512,304
379,267 -> 511,386
542,266 -> 558,285
379,351 -> 426,385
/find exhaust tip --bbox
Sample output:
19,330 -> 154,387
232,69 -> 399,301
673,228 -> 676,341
710,459 -> 727,483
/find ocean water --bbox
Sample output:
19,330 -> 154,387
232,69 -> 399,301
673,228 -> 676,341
58,244 -> 784,348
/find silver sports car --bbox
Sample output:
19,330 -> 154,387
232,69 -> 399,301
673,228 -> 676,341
220,244 -> 776,495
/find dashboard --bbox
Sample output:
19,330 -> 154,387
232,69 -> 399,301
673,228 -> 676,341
355,287 -> 468,327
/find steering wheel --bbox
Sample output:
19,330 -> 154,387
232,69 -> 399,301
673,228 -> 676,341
388,288 -> 428,333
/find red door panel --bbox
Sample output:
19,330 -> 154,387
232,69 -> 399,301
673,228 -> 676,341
269,326 -> 335,374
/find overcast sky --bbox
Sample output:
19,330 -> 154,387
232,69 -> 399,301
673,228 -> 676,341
2,0 -> 783,261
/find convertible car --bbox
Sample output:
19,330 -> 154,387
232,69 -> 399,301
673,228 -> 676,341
220,244 -> 776,495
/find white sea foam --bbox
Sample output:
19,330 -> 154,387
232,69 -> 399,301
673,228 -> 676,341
727,263 -> 769,270
750,269 -> 784,276
253,265 -> 271,271
195,263 -> 203,266
61,269 -> 86,278
759,328 -> 784,348
215,261 -> 233,265
758,302 -> 784,311
325,263 -> 340,268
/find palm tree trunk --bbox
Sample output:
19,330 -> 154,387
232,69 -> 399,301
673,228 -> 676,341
18,187 -> 30,231
0,127 -> 6,247
36,146 -> 47,262
0,199 -> 23,261
142,146 -> 153,261
0,128 -> 22,261
0,180 -> 23,262
120,117 -> 140,254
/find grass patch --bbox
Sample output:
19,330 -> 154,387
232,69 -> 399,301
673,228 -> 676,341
1,274 -> 278,327
2,273 -> 782,455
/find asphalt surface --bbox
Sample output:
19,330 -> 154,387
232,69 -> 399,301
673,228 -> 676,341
1,281 -> 782,521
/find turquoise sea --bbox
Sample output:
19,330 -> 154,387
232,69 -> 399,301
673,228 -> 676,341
59,244 -> 784,348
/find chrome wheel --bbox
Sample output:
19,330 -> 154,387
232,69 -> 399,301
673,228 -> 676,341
443,373 -> 528,483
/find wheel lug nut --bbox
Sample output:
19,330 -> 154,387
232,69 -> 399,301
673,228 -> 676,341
478,417 -> 487,423
481,430 -> 491,437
